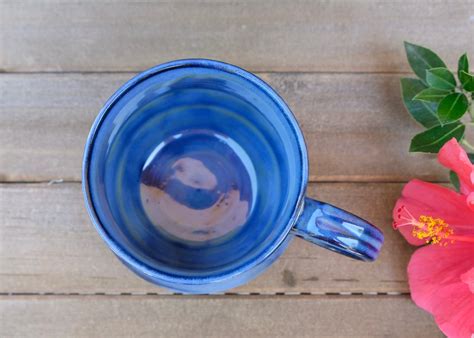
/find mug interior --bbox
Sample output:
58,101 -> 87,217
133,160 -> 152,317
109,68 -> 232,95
86,60 -> 306,279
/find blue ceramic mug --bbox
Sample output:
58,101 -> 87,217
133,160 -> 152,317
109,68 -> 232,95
83,59 -> 384,293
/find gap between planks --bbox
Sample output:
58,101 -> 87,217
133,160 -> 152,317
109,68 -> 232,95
0,179 -> 451,185
0,70 -> 415,75
0,292 -> 409,297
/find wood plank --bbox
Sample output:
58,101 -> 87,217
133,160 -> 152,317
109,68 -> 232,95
0,73 -> 450,182
0,1 -> 471,72
0,295 -> 442,337
0,182 -> 415,294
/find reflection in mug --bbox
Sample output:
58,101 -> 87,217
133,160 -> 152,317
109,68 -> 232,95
140,130 -> 255,242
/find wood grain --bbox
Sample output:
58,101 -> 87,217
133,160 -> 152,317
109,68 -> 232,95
0,1 -> 471,72
0,2 -> 462,335
0,73 -> 449,182
0,182 -> 415,294
0,295 -> 442,337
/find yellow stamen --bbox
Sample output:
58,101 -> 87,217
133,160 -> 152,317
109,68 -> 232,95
412,215 -> 454,245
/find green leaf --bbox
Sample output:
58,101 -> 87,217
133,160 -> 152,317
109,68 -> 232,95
413,87 -> 451,103
404,42 -> 447,82
426,67 -> 457,90
400,78 -> 440,128
458,53 -> 469,82
460,70 -> 474,92
409,122 -> 465,153
449,171 -> 461,192
437,93 -> 469,124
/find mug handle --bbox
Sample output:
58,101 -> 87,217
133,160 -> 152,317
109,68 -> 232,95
291,198 -> 384,261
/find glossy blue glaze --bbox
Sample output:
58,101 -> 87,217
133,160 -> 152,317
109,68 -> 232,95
82,59 -> 383,294
293,198 -> 384,261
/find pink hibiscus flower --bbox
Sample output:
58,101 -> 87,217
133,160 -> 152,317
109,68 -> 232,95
393,138 -> 474,338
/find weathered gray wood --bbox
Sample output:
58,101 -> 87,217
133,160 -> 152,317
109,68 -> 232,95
0,182 -> 415,294
0,73 -> 450,182
0,1 -> 459,334
0,1 -> 471,72
0,295 -> 442,337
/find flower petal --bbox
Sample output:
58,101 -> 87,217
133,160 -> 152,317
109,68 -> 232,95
393,179 -> 474,245
438,138 -> 474,197
432,284 -> 474,338
460,267 -> 474,294
467,192 -> 474,212
408,242 -> 474,337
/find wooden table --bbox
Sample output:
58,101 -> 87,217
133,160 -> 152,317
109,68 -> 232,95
1,1 -> 472,336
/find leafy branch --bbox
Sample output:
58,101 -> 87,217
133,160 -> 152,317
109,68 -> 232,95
401,42 -> 474,190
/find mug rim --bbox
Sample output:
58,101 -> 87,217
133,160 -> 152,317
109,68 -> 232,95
82,59 -> 309,287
